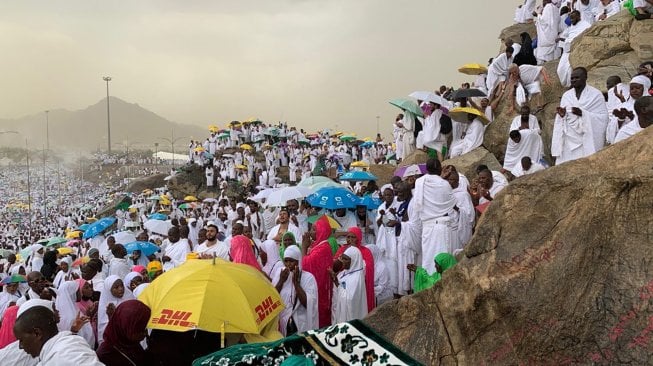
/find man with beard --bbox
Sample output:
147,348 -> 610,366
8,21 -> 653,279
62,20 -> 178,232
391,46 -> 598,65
195,224 -> 230,260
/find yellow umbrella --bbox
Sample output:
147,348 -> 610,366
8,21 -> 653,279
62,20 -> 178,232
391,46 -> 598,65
138,259 -> 284,334
194,147 -> 205,152
184,195 -> 198,202
57,247 -> 73,255
159,198 -> 171,206
86,217 -> 98,223
236,164 -> 247,170
458,63 -> 488,75
208,125 -> 219,132
240,144 -> 253,150
351,161 -> 370,168
65,231 -> 82,240
448,107 -> 492,125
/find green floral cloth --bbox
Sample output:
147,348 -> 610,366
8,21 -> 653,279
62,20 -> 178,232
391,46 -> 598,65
192,320 -> 423,366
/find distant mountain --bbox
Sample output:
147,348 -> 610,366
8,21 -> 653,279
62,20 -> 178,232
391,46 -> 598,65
0,97 -> 207,152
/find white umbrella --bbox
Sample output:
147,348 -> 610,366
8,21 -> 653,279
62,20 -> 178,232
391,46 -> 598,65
222,154 -> 235,158
251,188 -> 280,203
265,186 -> 314,207
409,91 -> 432,101
143,219 -> 173,236
111,231 -> 137,245
423,92 -> 447,106
203,198 -> 218,203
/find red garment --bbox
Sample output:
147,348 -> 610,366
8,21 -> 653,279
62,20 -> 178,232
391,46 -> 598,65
301,216 -> 334,328
230,235 -> 262,271
334,227 -> 376,312
0,305 -> 18,349
97,299 -> 151,366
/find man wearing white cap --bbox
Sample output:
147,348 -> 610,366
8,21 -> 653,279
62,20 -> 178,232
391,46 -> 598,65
615,96 -> 653,143
13,302 -> 103,366
609,75 -> 651,143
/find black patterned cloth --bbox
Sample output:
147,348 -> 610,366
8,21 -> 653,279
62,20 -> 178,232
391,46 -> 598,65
192,320 -> 422,366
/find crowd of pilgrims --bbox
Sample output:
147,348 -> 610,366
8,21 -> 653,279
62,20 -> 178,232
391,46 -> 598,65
0,2 -> 652,364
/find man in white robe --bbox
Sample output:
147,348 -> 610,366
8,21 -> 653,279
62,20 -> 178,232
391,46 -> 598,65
375,185 -> 399,295
396,112 -> 416,159
486,47 -> 515,97
394,182 -> 421,295
515,0 -> 537,23
615,96 -> 652,143
14,304 -> 104,366
161,226 -> 190,272
552,67 -> 608,164
574,0 -> 600,25
512,156 -> 546,177
444,171 -> 475,252
504,129 -> 544,175
607,75 -> 651,143
510,105 -> 541,133
595,0 -> 621,21
412,159 -> 457,275
195,224 -> 230,260
605,76 -> 631,143
535,0 -> 560,64
556,11 -> 592,87
449,114 -> 485,157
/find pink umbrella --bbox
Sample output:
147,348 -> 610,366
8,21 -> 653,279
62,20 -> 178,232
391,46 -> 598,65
393,164 -> 427,177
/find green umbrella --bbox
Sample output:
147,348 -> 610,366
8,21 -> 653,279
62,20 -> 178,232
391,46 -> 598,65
339,135 -> 356,142
218,132 -> 230,139
115,202 -> 130,211
46,237 -> 67,247
389,98 -> 424,117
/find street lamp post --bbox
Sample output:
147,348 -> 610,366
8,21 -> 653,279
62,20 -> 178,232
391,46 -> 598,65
45,110 -> 50,151
158,130 -> 186,170
103,76 -> 112,153
26,139 -> 32,240
154,142 -> 159,172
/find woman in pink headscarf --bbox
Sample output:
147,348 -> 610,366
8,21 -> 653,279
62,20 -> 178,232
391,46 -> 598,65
301,216 -> 335,328
334,227 -> 375,312
0,305 -> 18,349
230,235 -> 262,271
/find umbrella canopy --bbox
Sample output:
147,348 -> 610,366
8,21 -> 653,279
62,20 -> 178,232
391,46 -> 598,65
394,164 -> 427,177
408,90 -> 432,101
125,241 -> 160,257
203,198 -> 218,203
389,98 -> 424,117
83,217 -> 117,239
422,92 -> 448,106
450,88 -> 487,100
144,219 -> 173,236
138,259 -> 284,334
448,106 -> 492,125
194,147 -> 206,152
306,214 -> 341,229
306,187 -> 359,210
265,186 -> 313,207
78,223 -> 90,232
350,161 -> 370,168
1,275 -> 27,285
66,239 -> 82,247
217,132 -> 230,139
65,231 -> 82,240
250,188 -> 280,203
184,196 -> 198,202
46,237 -> 67,247
111,231 -> 137,245
179,203 -> 198,210
339,135 -> 356,142
149,213 -> 168,220
240,144 -> 253,150
57,247 -> 73,255
339,170 -> 378,182
147,195 -> 161,201
0,249 -> 13,258
359,141 -> 374,148
115,202 -> 130,211
358,195 -> 382,210
297,176 -> 336,188
458,63 -> 488,75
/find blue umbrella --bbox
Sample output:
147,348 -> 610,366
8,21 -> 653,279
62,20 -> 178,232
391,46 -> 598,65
78,224 -> 90,232
358,195 -> 382,210
124,241 -> 160,257
359,141 -> 374,148
306,187 -> 359,210
339,170 -> 378,182
148,213 -> 168,220
83,217 -> 117,239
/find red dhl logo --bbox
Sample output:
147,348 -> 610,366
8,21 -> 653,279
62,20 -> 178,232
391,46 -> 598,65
255,296 -> 282,324
152,309 -> 196,328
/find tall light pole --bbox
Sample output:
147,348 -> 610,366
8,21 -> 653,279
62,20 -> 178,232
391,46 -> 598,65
154,142 -> 159,172
158,129 -> 186,170
45,110 -> 50,151
26,139 -> 32,240
376,116 -> 380,137
103,76 -> 112,153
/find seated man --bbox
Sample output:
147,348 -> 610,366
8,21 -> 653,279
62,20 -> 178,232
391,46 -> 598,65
634,0 -> 653,19
471,169 -> 508,206
503,129 -> 544,176
512,156 -> 546,177
614,96 -> 652,143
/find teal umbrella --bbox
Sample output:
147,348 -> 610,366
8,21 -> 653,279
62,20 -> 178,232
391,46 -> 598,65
46,237 -> 67,247
389,98 -> 424,117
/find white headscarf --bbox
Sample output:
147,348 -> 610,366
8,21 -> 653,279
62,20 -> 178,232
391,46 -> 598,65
332,246 -> 368,323
123,272 -> 142,291
631,75 -> 652,96
17,299 -> 53,318
132,283 -> 149,298
97,275 -> 134,345
261,240 -> 282,278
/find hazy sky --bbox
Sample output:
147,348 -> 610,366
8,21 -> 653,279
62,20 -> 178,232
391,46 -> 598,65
0,1 -> 516,139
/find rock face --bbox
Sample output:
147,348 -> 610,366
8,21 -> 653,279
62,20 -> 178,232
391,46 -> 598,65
365,127 -> 653,365
441,147 -> 501,180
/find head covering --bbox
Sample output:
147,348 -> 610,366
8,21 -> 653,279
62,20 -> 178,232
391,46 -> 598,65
334,246 -> 367,323
97,300 -> 151,365
283,245 -> 301,262
0,305 -> 18,348
380,184 -> 393,192
98,275 -> 135,345
631,75 -> 652,96
132,265 -> 146,274
55,281 -> 79,333
280,231 -> 297,258
17,299 -> 53,318
347,227 -> 363,247
147,260 -> 162,273
124,272 -> 142,289
402,164 -> 422,178
435,253 -> 458,272
230,235 -> 262,271
313,216 -> 331,246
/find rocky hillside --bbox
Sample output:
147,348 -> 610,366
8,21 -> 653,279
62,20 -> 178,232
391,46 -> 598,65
364,13 -> 653,365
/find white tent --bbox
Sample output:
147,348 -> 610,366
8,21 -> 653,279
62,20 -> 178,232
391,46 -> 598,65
153,151 -> 188,162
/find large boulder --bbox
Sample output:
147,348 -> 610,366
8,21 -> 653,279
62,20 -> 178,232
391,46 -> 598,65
569,11 -> 634,70
498,22 -> 536,50
629,17 -> 653,60
441,147 -> 501,179
365,127 -> 653,365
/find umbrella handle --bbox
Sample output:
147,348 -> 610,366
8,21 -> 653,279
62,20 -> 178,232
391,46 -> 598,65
221,322 -> 226,348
